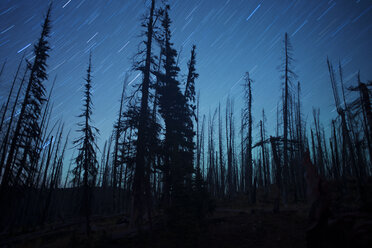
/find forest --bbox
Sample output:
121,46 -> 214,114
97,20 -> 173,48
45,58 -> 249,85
0,1 -> 371,247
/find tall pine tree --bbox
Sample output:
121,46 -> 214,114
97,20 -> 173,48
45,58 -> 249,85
131,0 -> 161,227
157,5 -> 195,214
72,53 -> 99,234
1,5 -> 52,193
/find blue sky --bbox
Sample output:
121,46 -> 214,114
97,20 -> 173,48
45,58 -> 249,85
0,0 -> 371,167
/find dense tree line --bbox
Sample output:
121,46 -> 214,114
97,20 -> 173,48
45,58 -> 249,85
0,0 -> 371,235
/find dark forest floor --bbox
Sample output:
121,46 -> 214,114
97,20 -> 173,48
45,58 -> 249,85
1,205 -> 309,248
3,179 -> 372,248
113,208 -> 308,248
2,203 -> 372,248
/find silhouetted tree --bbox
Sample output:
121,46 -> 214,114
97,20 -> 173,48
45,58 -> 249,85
348,73 -> 372,165
185,45 -> 198,117
225,97 -> 235,196
157,5 -> 195,215
0,65 -> 28,179
72,54 -> 99,235
327,58 -> 357,178
111,75 -> 128,211
1,5 -> 52,193
280,32 -> 296,203
131,0 -> 161,227
242,72 -> 253,197
0,56 -> 24,134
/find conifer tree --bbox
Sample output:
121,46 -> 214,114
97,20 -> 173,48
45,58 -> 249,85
243,72 -> 253,195
72,54 -> 99,234
131,0 -> 161,226
1,6 -> 52,193
157,5 -> 195,210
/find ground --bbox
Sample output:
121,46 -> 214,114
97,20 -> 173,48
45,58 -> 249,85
114,208 -> 308,248
2,179 -> 372,248
0,204 -> 309,248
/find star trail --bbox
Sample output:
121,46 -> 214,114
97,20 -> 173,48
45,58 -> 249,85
0,0 -> 371,166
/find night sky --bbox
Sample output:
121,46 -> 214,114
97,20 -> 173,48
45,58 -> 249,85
0,0 -> 371,164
